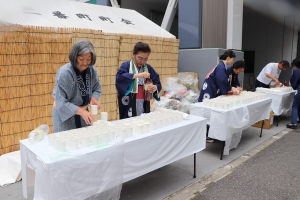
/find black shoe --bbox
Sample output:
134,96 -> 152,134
298,120 -> 300,124
286,124 -> 297,129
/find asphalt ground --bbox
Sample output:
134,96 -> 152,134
193,129 -> 300,200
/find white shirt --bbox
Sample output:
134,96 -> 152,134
257,63 -> 281,85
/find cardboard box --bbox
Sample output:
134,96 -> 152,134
252,111 -> 274,129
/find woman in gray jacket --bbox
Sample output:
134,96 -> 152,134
52,40 -> 101,132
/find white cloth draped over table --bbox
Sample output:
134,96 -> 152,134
20,115 -> 207,199
190,98 -> 272,155
255,91 -> 295,116
122,115 -> 206,182
20,139 -> 125,200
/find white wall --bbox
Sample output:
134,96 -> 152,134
242,13 -> 298,90
227,0 -> 243,50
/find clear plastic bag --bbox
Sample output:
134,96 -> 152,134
28,124 -> 49,144
164,77 -> 187,100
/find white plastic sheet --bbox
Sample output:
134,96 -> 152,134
190,98 -> 272,155
20,139 -> 124,200
255,91 -> 295,115
0,0 -> 175,38
0,151 -> 22,187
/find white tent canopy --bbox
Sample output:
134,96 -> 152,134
0,0 -> 175,38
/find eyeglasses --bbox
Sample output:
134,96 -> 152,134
135,55 -> 148,62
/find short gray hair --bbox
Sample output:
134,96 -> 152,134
69,40 -> 96,68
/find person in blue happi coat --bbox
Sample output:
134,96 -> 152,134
286,58 -> 300,129
198,50 -> 241,143
228,60 -> 246,89
198,50 -> 241,102
116,42 -> 162,119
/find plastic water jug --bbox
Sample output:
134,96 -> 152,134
28,124 -> 50,144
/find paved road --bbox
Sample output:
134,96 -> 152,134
194,129 -> 300,200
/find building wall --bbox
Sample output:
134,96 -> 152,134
242,13 -> 298,90
202,0 -> 228,48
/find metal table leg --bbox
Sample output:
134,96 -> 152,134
260,120 -> 264,137
220,141 -> 226,160
206,124 -> 210,136
193,153 -> 196,178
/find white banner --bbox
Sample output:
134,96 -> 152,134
0,0 -> 175,38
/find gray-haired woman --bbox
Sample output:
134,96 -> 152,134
52,40 -> 101,132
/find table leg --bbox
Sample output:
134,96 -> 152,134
206,124 -> 210,136
220,141 -> 226,160
260,120 -> 264,137
276,116 -> 279,126
193,153 -> 196,178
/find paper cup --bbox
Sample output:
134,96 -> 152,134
69,138 -> 79,150
90,105 -> 98,115
100,112 -> 108,121
134,124 -> 144,134
56,139 -> 66,152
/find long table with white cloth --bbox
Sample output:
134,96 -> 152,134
190,98 -> 272,157
255,90 -> 295,125
20,115 -> 207,199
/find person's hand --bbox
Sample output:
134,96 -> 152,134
90,97 -> 101,110
140,72 -> 150,78
231,87 -> 240,95
77,108 -> 95,125
147,85 -> 157,93
237,87 -> 243,92
275,79 -> 281,86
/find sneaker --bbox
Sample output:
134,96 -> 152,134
286,124 -> 297,129
206,138 -> 215,143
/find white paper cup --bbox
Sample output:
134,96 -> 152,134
149,120 -> 156,130
81,136 -> 90,147
48,134 -> 57,146
90,134 -> 100,145
134,124 -> 144,134
118,128 -> 127,138
69,138 -> 79,150
90,105 -> 98,115
100,133 -> 109,143
56,139 -> 66,152
143,122 -> 150,133
100,112 -> 108,121
107,130 -> 116,142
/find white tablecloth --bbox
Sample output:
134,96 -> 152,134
190,98 -> 272,155
255,91 -> 295,115
20,139 -> 125,200
20,115 -> 207,199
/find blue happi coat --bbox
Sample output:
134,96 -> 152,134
198,62 -> 232,102
116,61 -> 162,119
290,68 -> 300,98
227,66 -> 240,87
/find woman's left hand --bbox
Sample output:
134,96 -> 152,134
148,85 -> 157,94
90,97 -> 101,110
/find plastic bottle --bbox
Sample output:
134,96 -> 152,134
284,80 -> 287,86
28,124 -> 50,144
144,78 -> 153,101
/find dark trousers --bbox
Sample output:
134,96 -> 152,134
255,79 -> 269,88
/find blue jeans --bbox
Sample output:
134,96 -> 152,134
291,97 -> 300,124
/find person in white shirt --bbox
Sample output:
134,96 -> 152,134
255,61 -> 289,88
